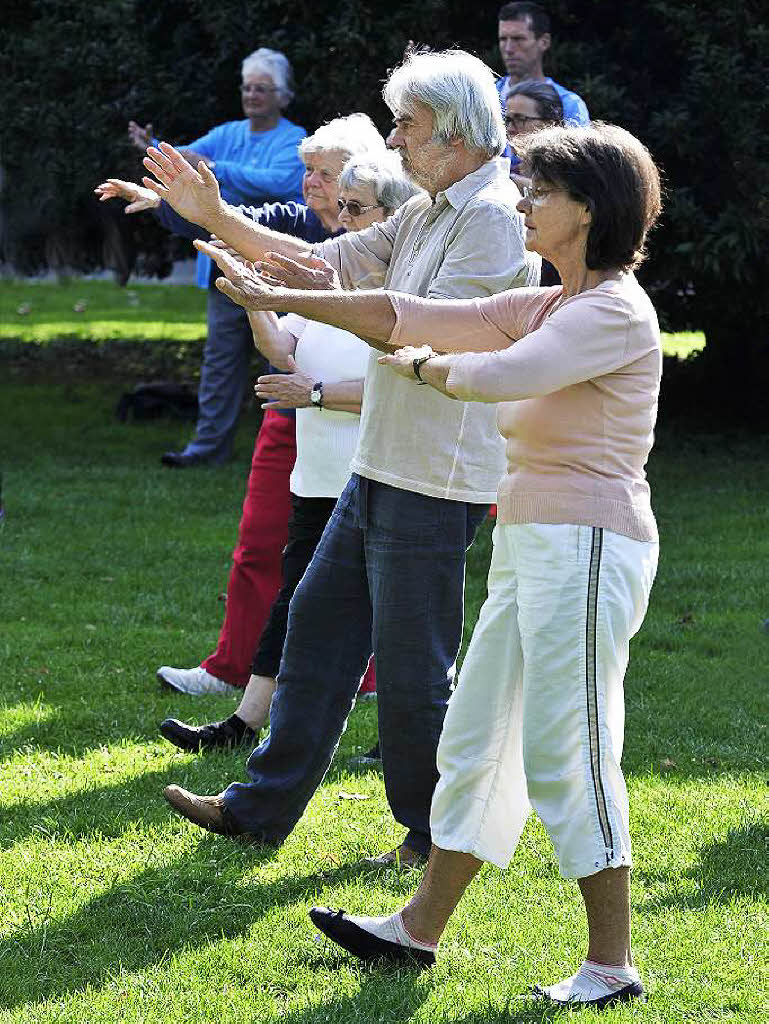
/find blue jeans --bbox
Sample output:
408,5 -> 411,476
224,474 -> 488,854
183,283 -> 259,462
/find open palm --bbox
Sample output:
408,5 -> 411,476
142,142 -> 223,227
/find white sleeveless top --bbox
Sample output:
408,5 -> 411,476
281,313 -> 370,498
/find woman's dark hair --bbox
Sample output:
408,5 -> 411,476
506,79 -> 564,125
517,122 -> 663,271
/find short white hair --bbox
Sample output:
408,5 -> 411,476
339,151 -> 423,214
299,113 -> 386,163
383,49 -> 506,159
241,48 -> 294,108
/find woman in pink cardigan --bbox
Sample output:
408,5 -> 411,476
195,122 -> 663,1009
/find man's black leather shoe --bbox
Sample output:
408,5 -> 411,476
159,716 -> 256,753
161,451 -> 209,468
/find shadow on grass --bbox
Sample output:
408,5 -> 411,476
0,843 -> 436,1013
639,821 -> 769,910
1,841 -> 569,1024
1,767 -> 212,849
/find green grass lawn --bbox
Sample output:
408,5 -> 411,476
0,280 -> 706,358
0,280 -> 207,342
1,371 -> 766,1023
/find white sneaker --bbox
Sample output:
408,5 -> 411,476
156,665 -> 234,696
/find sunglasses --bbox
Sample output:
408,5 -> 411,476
337,199 -> 382,217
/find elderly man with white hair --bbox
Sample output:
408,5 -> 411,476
148,49 -> 539,864
127,48 -> 306,467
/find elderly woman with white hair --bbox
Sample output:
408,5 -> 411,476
157,151 -> 422,753
123,47 -> 307,468
96,114 -> 388,700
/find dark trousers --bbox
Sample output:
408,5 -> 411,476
224,474 -> 488,855
251,494 -> 337,678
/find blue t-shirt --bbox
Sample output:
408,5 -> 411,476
152,117 -> 306,288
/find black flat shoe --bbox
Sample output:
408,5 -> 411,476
309,907 -> 435,967
159,716 -> 256,753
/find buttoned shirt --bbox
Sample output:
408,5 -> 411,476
313,157 -> 539,503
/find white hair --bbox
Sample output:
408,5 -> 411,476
299,113 -> 386,163
241,48 -> 294,108
339,151 -> 423,214
383,49 -> 506,159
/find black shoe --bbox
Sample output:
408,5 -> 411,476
159,716 -> 256,753
161,451 -> 209,468
309,907 -> 435,967
348,742 -> 381,769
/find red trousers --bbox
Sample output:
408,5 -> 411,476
202,410 -> 296,686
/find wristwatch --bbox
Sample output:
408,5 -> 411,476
413,353 -> 434,384
310,381 -> 324,409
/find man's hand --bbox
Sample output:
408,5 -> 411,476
94,178 -> 160,214
128,120 -> 154,152
142,142 -> 224,228
256,251 -> 340,291
195,239 -> 284,311
254,356 -> 315,408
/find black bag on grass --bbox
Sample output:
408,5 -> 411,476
116,380 -> 198,422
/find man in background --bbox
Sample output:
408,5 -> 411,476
496,3 -> 589,126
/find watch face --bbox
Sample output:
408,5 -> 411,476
310,388 -> 322,405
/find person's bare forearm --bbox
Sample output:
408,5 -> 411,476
221,282 -> 398,349
207,205 -> 310,262
247,311 -> 296,368
319,379 -> 364,414
416,355 -> 454,396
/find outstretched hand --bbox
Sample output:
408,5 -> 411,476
142,142 -> 223,228
195,239 -> 283,311
256,251 -> 340,291
254,356 -> 315,409
94,178 -> 159,214
128,120 -> 153,152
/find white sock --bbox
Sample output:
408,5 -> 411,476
347,911 -> 438,952
542,960 -> 641,1003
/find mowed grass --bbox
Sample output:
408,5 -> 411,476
0,280 -> 706,358
0,372 -> 767,1024
0,280 -> 207,342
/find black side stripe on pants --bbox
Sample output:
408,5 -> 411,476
585,527 -> 614,863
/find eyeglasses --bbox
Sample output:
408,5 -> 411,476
520,184 -> 569,203
337,199 -> 383,217
505,114 -> 547,129
241,84 -> 278,95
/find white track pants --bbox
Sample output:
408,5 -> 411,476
431,522 -> 658,878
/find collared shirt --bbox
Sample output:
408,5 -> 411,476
314,157 -> 540,503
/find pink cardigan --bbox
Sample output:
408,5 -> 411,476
388,276 -> 661,542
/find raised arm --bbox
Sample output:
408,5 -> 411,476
141,143 -> 310,261
195,238 -> 550,357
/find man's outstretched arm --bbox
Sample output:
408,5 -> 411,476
142,143 -> 310,262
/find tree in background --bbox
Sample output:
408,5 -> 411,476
2,0 -> 767,421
